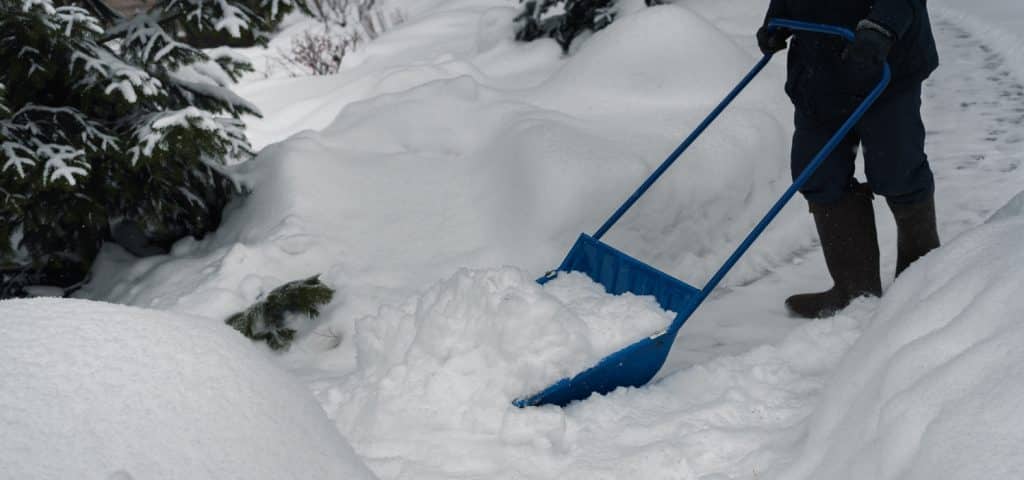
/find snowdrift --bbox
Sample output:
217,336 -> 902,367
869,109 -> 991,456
778,190 -> 1024,480
0,299 -> 376,480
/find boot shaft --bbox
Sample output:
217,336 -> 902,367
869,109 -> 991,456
809,184 -> 883,298
888,195 -> 940,276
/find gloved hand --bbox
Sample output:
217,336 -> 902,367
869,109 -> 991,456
842,19 -> 895,93
756,25 -> 791,55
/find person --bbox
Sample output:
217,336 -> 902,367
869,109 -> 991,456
756,0 -> 941,318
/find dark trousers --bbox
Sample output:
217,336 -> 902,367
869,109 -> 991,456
791,83 -> 935,205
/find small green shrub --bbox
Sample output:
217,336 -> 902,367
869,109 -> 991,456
515,0 -> 660,53
225,275 -> 335,350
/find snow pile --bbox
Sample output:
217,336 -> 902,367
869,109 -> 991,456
545,271 -> 675,356
313,266 -> 872,479
323,267 -> 671,440
0,299 -> 376,480
777,191 -> 1024,480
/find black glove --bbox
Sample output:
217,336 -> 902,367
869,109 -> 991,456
756,25 -> 791,55
842,19 -> 895,93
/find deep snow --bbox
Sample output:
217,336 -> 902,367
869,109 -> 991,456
55,0 -> 1024,478
0,298 -> 375,479
779,198 -> 1024,480
81,0 -> 801,363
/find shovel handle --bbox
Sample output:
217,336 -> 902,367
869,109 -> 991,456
765,18 -> 857,41
696,20 -> 891,301
592,55 -> 773,241
592,20 -> 860,243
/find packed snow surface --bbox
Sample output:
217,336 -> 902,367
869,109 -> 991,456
0,299 -> 376,480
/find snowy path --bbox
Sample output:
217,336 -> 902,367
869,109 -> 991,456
305,12 -> 1024,480
665,13 -> 1024,372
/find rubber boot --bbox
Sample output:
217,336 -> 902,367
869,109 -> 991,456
889,195 -> 940,277
786,184 -> 883,319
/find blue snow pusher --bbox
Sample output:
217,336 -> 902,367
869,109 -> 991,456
514,20 -> 892,408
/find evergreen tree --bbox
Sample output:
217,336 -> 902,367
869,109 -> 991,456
0,0 -> 289,297
172,0 -> 296,48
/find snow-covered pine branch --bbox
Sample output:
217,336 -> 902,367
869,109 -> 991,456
127,107 -> 251,167
109,10 -> 207,67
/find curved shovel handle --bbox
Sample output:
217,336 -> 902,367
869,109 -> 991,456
591,20 -> 879,243
765,18 -> 857,41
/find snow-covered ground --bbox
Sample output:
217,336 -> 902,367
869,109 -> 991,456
16,0 -> 1022,478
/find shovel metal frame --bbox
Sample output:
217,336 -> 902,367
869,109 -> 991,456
515,19 -> 891,408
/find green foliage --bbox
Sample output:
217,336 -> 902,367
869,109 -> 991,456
515,0 -> 616,52
172,0 -> 296,48
515,0 -> 659,52
0,0 -> 277,297
226,276 -> 335,351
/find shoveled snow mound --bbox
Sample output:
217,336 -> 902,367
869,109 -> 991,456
0,299 -> 376,480
327,267 -> 672,439
777,191 -> 1024,480
311,267 -> 676,468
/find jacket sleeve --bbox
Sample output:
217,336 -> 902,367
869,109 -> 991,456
764,0 -> 788,24
867,0 -> 916,38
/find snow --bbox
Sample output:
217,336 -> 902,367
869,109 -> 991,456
778,193 -> 1024,480
82,2 -> 800,340
545,271 -> 675,355
52,0 -> 1024,478
40,143 -> 88,185
1,141 -> 35,176
933,0 -> 1024,81
211,0 -> 249,38
0,298 -> 376,480
335,267 -> 672,414
310,268 -> 869,478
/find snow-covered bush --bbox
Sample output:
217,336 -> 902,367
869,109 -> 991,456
274,0 -> 404,77
299,0 -> 402,39
282,29 -> 360,75
0,0 -> 278,297
226,275 -> 335,350
516,0 -> 658,52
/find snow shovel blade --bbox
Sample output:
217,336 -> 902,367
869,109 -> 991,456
512,329 -> 682,407
516,234 -> 700,407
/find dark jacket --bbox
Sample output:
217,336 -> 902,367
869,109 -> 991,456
765,0 -> 939,122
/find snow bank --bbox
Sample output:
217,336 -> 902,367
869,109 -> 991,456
0,299 -> 375,480
776,191 -> 1024,480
